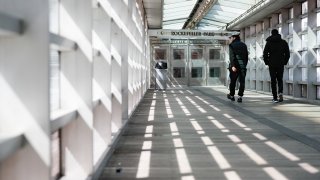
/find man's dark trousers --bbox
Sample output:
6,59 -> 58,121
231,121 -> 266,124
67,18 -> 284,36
229,69 -> 246,96
269,66 -> 284,99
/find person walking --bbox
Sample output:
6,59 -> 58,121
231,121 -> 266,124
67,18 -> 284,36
227,34 -> 249,103
263,29 -> 290,103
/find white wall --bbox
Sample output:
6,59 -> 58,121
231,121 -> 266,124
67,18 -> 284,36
0,0 -> 150,179
0,0 -> 50,180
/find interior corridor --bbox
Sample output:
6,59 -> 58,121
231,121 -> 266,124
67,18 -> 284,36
97,86 -> 320,180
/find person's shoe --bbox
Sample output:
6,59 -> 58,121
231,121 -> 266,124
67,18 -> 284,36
272,99 -> 279,103
278,93 -> 283,102
237,96 -> 242,103
227,94 -> 235,101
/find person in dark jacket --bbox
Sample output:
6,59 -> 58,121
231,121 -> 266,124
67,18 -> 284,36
263,29 -> 290,103
227,34 -> 248,103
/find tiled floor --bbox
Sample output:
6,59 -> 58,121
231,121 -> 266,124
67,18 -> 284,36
98,86 -> 320,180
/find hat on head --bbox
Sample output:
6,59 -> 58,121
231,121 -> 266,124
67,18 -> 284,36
229,31 -> 240,38
229,32 -> 240,40
271,29 -> 279,35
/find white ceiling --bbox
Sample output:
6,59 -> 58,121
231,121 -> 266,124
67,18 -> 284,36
142,0 -> 289,30
198,0 -> 257,30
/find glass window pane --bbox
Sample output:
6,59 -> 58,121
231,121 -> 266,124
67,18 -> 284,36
209,49 -> 220,60
317,49 -> 320,63
289,22 -> 293,34
302,34 -> 307,48
173,49 -> 184,60
288,37 -> 293,49
209,67 -> 220,77
317,13 -> 320,26
191,49 -> 203,59
301,85 -> 307,97
302,1 -> 308,14
191,67 -> 202,78
49,0 -> 59,33
51,131 -> 61,179
301,18 -> 308,31
155,49 -> 166,60
289,8 -> 294,19
173,67 -> 185,78
279,13 -> 282,24
50,50 -> 60,111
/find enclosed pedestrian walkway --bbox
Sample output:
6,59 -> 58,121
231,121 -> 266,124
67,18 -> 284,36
2,0 -> 320,180
97,86 -> 320,180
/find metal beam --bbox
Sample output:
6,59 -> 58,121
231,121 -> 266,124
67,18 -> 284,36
183,0 -> 218,29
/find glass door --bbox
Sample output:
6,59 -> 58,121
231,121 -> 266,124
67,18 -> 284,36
170,46 -> 188,87
189,46 -> 206,86
207,47 -> 224,85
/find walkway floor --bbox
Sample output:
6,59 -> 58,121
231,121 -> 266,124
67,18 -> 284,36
98,86 -> 320,180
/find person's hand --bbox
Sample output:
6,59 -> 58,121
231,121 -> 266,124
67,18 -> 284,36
232,66 -> 237,72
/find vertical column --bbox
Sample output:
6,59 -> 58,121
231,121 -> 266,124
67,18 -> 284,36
121,30 -> 129,122
243,27 -> 251,89
307,0 -> 317,100
59,0 -> 93,178
250,25 -> 257,90
92,3 -> 112,169
0,1 -> 50,180
281,8 -> 290,95
111,20 -> 122,133
256,22 -> 264,91
292,3 -> 302,97
262,18 -> 271,92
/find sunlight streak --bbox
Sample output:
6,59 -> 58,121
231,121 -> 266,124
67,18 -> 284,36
224,171 -> 242,180
190,121 -> 203,131
151,100 -> 156,106
173,138 -> 184,148
207,146 -> 231,169
142,141 -> 152,150
98,0 -> 143,53
60,6 -> 92,61
144,125 -> 153,138
211,120 -> 226,130
145,125 -> 153,133
227,135 -> 242,143
175,97 -> 191,116
201,136 -> 214,145
172,132 -> 180,136
238,144 -> 267,165
61,74 -> 93,127
263,167 -> 288,180
136,151 -> 151,178
181,175 -> 195,180
165,99 -> 174,118
195,96 -> 210,104
265,141 -> 300,161
176,148 -> 192,174
210,105 -> 221,111
223,114 -> 232,119
298,163 -> 320,174
148,106 -> 155,121
185,96 -> 206,113
230,118 -> 247,128
92,31 -> 111,64
252,133 -> 267,141
186,90 -> 193,94
170,122 -> 178,132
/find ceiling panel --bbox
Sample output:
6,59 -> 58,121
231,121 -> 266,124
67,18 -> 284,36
142,0 -> 265,30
